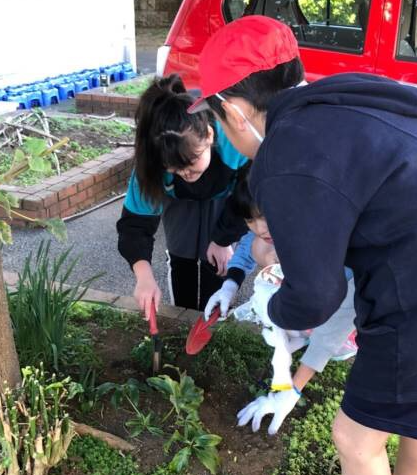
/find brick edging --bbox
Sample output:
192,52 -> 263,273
1,148 -> 133,226
76,90 -> 140,118
3,270 -> 201,323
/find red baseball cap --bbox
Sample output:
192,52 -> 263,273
188,15 -> 299,113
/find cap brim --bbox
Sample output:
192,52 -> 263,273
187,97 -> 210,114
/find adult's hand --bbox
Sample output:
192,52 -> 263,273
206,241 -> 234,276
237,389 -> 300,435
204,279 -> 239,320
133,260 -> 162,320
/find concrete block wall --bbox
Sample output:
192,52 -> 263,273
135,0 -> 182,28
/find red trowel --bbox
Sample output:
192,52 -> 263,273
186,306 -> 221,355
148,301 -> 162,373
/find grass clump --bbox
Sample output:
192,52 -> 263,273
114,77 -> 152,96
193,321 -> 273,385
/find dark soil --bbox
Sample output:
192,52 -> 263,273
69,315 -> 288,475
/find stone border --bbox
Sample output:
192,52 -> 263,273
76,89 -> 139,118
3,270 -> 201,324
1,148 -> 133,226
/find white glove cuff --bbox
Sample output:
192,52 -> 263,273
223,279 -> 239,294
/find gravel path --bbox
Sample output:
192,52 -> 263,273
3,198 -> 254,308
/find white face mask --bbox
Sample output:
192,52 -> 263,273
215,93 -> 264,144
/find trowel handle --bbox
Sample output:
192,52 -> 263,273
149,301 -> 158,336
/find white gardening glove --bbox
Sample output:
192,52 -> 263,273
204,279 -> 239,321
237,389 -> 300,435
250,279 -> 279,327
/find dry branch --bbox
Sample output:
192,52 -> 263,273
73,422 -> 135,452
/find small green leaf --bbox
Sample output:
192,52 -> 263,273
25,137 -> 48,157
195,434 -> 222,447
68,382 -> 84,400
0,221 -> 12,245
169,447 -> 191,473
28,155 -> 48,172
13,148 -> 26,164
195,446 -> 221,475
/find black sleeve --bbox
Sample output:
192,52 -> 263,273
255,175 -> 359,330
226,267 -> 246,287
210,196 -> 248,246
116,206 -> 161,269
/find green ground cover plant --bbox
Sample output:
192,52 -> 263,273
192,321 -> 273,385
113,77 -> 153,96
52,435 -> 178,475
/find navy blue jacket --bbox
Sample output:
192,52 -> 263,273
250,73 -> 417,403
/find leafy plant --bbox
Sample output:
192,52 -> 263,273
97,379 -> 162,438
148,366 -> 222,474
0,141 -> 67,243
8,240 -> 101,370
0,364 -> 81,475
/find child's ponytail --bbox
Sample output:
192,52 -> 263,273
134,74 -> 211,206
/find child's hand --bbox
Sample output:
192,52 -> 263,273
206,241 -> 234,276
132,261 -> 162,320
204,279 -> 239,320
237,389 -> 300,435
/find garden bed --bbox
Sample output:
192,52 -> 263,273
75,76 -> 153,117
48,302 -> 378,475
0,115 -> 135,224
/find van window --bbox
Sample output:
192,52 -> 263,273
397,0 -> 417,59
223,0 -> 371,53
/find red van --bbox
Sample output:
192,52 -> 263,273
156,0 -> 417,88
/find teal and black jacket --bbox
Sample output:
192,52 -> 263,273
117,122 -> 248,268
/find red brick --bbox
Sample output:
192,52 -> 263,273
92,183 -> 103,194
21,195 -> 43,211
47,203 -> 60,217
43,175 -> 68,186
63,167 -> 85,177
61,206 -> 78,218
127,97 -> 140,105
38,191 -> 58,208
59,199 -> 70,212
109,174 -> 119,186
76,93 -> 92,101
111,95 -> 128,104
86,187 -> 95,198
94,171 -> 111,183
19,209 -> 47,220
77,175 -> 95,191
91,93 -> 109,102
80,160 -> 103,170
77,102 -> 93,114
58,184 -> 78,201
81,197 -> 96,208
69,191 -> 87,207
96,189 -> 111,201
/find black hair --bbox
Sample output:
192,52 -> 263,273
230,163 -> 262,220
206,57 -> 304,119
134,74 -> 212,206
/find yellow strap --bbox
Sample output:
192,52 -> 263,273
270,383 -> 292,392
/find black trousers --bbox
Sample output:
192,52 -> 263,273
167,252 -> 224,311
